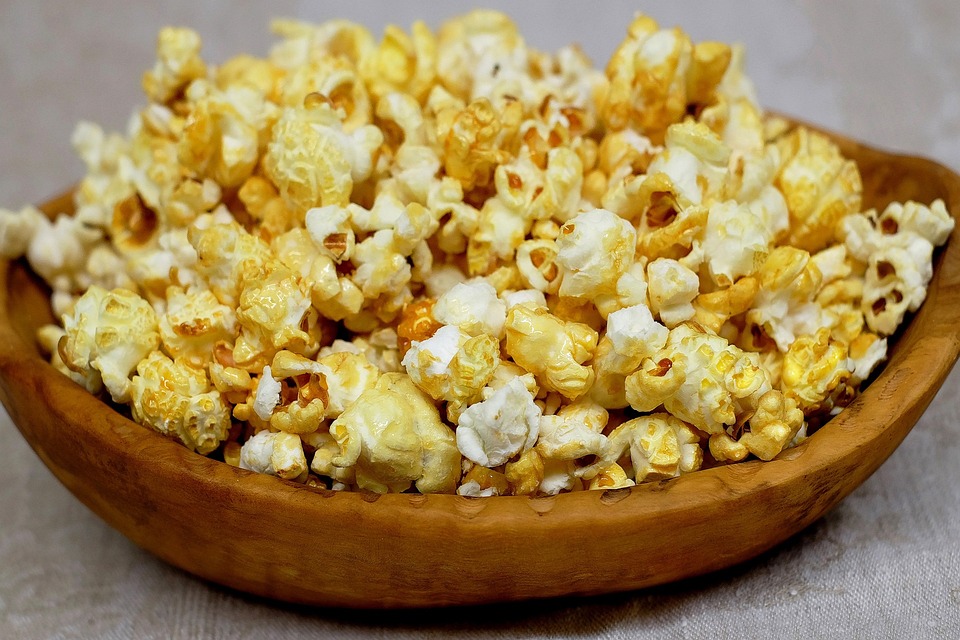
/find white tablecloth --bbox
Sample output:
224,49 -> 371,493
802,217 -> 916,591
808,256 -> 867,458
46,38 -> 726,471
2,2 -> 959,637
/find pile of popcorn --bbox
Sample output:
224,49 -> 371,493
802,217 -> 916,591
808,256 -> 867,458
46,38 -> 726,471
0,12 -> 953,496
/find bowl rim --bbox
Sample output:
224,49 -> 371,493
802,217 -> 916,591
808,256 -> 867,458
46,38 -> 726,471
2,116 -> 960,607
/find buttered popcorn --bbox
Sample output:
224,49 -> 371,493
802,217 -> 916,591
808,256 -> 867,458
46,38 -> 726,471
6,11 -> 953,495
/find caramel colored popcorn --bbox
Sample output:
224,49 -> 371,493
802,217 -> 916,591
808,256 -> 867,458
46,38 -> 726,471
9,11 -> 951,496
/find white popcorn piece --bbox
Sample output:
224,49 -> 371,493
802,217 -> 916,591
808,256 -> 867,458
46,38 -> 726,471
456,377 -> 542,468
457,481 -> 498,497
646,258 -> 699,327
0,206 -> 44,259
432,279 -> 506,338
702,200 -> 771,287
501,289 -> 547,310
555,208 -> 637,300
26,214 -> 102,288
536,399 -> 608,461
539,458 -> 580,495
239,430 -> 308,481
606,303 -> 669,360
252,365 -> 282,422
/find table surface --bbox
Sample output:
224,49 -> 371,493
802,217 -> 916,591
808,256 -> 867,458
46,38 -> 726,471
2,2 -> 959,638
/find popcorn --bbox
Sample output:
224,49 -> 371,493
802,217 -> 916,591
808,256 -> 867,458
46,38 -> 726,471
626,323 -> 770,435
456,376 -> 541,467
158,287 -> 237,367
239,430 -> 309,481
702,200 -> 772,287
142,27 -> 207,105
504,304 -> 598,399
780,328 -> 852,415
432,279 -> 506,338
59,286 -> 161,403
17,14 -> 953,497
589,413 -> 702,483
504,449 -> 545,496
401,324 -> 499,403
536,399 -> 608,461
329,373 -> 460,493
0,206 -> 44,259
361,22 -> 437,102
646,258 -> 699,327
738,390 -> 804,461
130,350 -> 231,454
263,100 -> 382,216
555,208 -> 636,300
775,127 -> 862,252
516,239 -> 562,294
841,199 -> 953,335
745,246 -> 826,352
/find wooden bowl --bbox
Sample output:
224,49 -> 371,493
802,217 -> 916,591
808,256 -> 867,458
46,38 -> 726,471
1,120 -> 959,609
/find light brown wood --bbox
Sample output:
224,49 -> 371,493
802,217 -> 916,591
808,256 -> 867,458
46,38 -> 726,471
1,121 -> 959,609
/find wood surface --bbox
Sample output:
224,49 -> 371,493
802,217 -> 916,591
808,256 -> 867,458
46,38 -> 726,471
1,122 -> 959,608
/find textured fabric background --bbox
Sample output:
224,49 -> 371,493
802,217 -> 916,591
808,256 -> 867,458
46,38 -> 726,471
1,2 -> 959,638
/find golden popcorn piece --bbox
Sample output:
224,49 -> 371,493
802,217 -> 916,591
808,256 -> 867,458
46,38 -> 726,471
587,463 -> 636,491
142,26 -> 207,105
234,262 -> 321,366
461,463 -> 510,497
745,245 -> 827,353
361,21 -> 437,103
178,82 -> 277,189
59,286 -> 161,403
739,390 -> 805,461
330,373 -> 460,494
268,18 -> 375,73
780,328 -> 852,415
627,323 -> 770,435
111,194 -> 160,255
590,413 -> 702,483
775,127 -> 863,253
505,448 -> 545,496
440,97 -> 521,193
263,100 -> 382,216
188,221 -> 274,307
603,15 -> 690,141
130,350 -> 231,454
159,286 -> 238,368
505,304 -> 598,400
